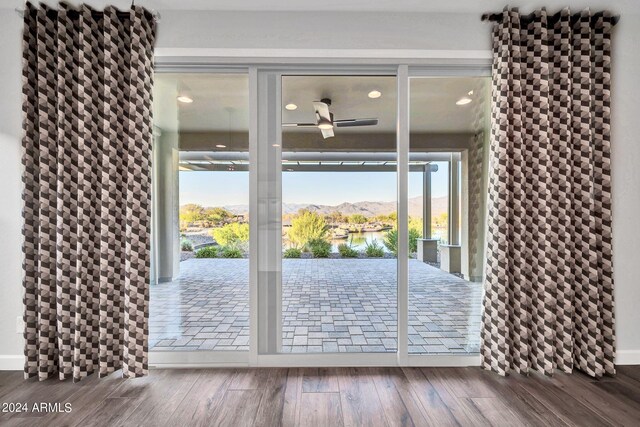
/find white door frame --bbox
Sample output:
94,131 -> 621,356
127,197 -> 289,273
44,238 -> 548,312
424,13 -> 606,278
150,56 -> 491,369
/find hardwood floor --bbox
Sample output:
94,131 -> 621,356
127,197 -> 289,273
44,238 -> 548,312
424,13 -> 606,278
0,366 -> 639,426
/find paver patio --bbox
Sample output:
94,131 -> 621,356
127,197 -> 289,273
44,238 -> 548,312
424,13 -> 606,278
150,258 -> 482,354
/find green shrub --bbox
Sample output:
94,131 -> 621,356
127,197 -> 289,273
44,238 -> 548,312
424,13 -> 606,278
195,246 -> 217,258
180,204 -> 234,229
409,228 -> 421,253
365,239 -> 385,257
179,204 -> 205,228
382,228 -> 422,255
283,247 -> 302,258
348,213 -> 368,224
204,207 -> 233,224
408,217 -> 423,236
382,229 -> 398,255
211,222 -> 249,246
338,241 -> 358,258
307,238 -> 331,258
219,246 -> 243,258
288,210 -> 328,247
180,238 -> 194,252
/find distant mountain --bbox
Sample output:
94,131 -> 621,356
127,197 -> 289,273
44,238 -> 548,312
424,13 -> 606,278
219,196 -> 447,218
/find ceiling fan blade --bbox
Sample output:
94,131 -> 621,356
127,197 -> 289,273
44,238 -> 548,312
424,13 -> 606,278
181,164 -> 209,171
334,118 -> 378,127
312,101 -> 332,123
282,123 -> 318,127
320,127 -> 334,139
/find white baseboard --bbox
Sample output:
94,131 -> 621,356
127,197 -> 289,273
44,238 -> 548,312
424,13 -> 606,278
616,350 -> 640,365
0,355 -> 23,371
4,351 -> 637,370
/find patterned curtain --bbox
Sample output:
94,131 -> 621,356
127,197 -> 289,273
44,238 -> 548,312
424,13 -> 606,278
482,8 -> 616,378
21,3 -> 156,381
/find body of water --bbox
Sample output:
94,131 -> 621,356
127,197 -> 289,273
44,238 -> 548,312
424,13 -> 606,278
281,225 -> 448,254
329,231 -> 389,252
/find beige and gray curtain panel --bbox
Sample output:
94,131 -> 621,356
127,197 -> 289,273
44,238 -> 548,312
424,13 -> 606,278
21,3 -> 156,381
482,8 -> 616,378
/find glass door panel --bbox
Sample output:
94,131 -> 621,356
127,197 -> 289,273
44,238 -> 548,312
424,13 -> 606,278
150,73 -> 250,353
407,77 -> 490,355
280,75 -> 398,353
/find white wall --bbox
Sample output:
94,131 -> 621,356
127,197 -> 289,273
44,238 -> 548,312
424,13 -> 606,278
607,11 -> 640,364
1,4 -> 639,366
0,10 -> 24,368
155,11 -> 489,51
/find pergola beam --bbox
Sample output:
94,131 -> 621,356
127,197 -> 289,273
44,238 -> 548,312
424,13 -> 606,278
180,163 -> 439,172
180,150 -> 458,162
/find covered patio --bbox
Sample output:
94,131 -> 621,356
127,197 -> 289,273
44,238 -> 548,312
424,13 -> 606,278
150,258 -> 482,354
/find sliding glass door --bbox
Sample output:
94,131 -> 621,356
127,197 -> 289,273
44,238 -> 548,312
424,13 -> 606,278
149,65 -> 490,366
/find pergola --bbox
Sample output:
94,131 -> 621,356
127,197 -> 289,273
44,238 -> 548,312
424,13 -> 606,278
151,144 -> 482,285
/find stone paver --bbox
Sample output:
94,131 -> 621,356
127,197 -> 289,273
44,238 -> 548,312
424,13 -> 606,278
150,258 -> 481,354
150,259 -> 249,351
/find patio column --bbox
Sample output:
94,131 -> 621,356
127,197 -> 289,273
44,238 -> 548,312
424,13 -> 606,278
441,154 -> 461,273
152,78 -> 182,284
417,163 -> 438,263
423,165 -> 431,239
153,127 -> 181,283
448,155 -> 460,246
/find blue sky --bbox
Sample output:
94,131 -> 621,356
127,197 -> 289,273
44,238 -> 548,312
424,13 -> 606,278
179,163 -> 449,207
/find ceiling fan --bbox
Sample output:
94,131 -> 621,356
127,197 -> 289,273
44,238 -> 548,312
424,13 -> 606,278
282,98 -> 378,139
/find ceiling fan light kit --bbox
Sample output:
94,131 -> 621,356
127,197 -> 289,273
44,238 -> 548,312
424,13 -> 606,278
318,121 -> 334,130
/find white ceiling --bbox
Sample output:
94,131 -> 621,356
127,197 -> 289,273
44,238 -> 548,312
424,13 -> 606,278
153,74 -> 488,133
282,76 -> 396,134
4,0 -> 637,13
282,76 -> 489,133
154,73 -> 250,132
410,77 -> 489,132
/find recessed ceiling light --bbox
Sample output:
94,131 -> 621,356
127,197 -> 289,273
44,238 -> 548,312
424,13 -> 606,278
368,90 -> 382,99
456,97 -> 472,106
177,95 -> 193,103
216,144 -> 226,148
285,103 -> 298,110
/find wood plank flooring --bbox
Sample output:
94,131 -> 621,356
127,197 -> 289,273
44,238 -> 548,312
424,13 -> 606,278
0,366 -> 638,426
